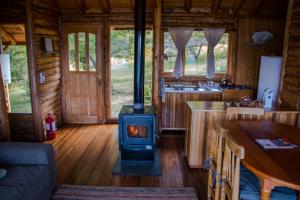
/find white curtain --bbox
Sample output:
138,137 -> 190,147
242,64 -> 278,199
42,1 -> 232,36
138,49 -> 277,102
203,28 -> 225,79
168,28 -> 194,78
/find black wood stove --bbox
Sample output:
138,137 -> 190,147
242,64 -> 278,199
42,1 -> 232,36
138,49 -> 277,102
118,105 -> 157,161
113,0 -> 160,176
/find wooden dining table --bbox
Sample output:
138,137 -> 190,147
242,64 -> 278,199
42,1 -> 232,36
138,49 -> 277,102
224,120 -> 300,200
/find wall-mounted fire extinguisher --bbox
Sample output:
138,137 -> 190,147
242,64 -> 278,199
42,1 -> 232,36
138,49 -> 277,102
45,113 -> 57,140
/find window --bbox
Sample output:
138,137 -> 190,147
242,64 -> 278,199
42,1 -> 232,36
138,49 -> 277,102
110,29 -> 153,118
68,33 -> 76,71
163,31 -> 228,76
68,32 -> 97,72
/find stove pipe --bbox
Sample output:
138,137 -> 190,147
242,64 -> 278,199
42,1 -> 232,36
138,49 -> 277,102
133,0 -> 146,110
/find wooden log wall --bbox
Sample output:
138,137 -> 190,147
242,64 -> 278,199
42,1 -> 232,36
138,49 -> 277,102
234,18 -> 285,90
280,0 -> 300,109
32,0 -> 62,126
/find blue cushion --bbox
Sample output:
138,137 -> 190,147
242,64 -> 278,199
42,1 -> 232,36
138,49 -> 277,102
0,165 -> 51,200
239,164 -> 297,200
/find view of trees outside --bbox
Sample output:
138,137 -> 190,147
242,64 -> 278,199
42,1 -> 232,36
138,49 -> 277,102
110,30 -> 153,118
164,31 -> 228,76
5,45 -> 32,113
68,32 -> 96,71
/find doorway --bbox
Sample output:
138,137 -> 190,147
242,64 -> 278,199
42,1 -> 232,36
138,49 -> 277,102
109,28 -> 153,118
61,26 -> 104,123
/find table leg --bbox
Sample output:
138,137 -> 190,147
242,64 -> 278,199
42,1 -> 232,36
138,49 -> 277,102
260,179 -> 275,200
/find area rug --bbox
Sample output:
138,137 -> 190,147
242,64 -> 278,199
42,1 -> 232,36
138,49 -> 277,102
52,185 -> 198,200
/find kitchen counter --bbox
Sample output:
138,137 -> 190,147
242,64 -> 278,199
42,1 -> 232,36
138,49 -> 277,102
187,101 -> 225,112
185,101 -> 300,168
186,101 -> 299,113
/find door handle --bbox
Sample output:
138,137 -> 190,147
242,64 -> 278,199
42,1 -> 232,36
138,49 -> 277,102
97,75 -> 102,80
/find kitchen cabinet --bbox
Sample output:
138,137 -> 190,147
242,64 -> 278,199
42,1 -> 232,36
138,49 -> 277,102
161,89 -> 254,130
161,92 -> 222,129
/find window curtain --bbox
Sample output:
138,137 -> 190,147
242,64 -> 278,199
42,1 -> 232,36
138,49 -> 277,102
203,28 -> 225,79
168,28 -> 194,78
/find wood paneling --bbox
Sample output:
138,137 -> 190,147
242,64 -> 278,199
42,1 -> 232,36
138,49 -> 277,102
161,92 -> 222,129
55,0 -> 288,19
47,124 -> 208,200
234,18 -> 285,90
185,102 -> 225,168
280,0 -> 300,110
32,0 -> 62,127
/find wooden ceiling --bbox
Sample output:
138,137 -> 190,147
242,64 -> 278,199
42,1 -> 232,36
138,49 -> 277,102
57,0 -> 288,18
0,25 -> 25,46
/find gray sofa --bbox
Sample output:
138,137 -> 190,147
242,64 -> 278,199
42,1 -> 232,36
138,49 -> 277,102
0,142 -> 57,200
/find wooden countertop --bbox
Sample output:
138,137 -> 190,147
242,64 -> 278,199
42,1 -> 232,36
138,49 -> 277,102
187,101 -> 226,112
187,101 -> 299,113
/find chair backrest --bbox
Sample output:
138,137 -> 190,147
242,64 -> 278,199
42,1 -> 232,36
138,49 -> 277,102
220,131 -> 245,200
226,107 -> 265,121
207,117 -> 228,200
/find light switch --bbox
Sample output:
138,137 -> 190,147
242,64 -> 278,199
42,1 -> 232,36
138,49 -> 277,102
40,72 -> 45,84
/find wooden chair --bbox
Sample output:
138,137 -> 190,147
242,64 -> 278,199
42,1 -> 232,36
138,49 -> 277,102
226,107 -> 265,121
207,117 -> 228,200
220,131 -> 245,200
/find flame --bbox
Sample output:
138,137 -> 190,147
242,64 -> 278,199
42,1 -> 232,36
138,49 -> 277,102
128,126 -> 138,136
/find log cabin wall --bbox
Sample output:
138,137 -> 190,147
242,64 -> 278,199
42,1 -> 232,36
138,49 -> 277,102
280,0 -> 300,109
32,0 -> 62,126
234,18 -> 285,90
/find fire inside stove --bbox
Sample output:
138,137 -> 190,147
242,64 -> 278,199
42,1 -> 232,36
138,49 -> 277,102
127,125 -> 148,138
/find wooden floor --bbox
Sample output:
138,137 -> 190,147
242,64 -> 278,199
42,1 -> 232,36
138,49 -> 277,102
48,124 -> 208,200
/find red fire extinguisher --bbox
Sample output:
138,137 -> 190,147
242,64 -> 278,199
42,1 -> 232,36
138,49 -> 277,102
45,113 -> 57,140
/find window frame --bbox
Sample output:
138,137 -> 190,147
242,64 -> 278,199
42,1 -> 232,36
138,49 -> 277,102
160,29 -> 232,81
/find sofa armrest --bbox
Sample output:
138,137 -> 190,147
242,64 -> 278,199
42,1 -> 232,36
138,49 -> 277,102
0,142 -> 54,165
0,142 -> 57,188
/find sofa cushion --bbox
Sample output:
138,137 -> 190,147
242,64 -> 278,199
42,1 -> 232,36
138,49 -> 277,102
0,165 -> 51,200
240,165 -> 297,200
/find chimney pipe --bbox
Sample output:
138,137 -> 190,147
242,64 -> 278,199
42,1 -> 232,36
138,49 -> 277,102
133,0 -> 146,110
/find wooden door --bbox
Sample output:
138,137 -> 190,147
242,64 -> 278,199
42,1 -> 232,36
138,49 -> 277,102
62,26 -> 104,123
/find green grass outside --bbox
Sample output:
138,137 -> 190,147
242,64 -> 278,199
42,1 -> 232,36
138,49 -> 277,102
8,83 -> 32,113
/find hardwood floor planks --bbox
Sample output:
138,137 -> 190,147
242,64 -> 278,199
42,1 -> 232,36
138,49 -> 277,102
47,124 -> 207,200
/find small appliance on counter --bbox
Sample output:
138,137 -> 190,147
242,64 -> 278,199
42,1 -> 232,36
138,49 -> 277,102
262,88 -> 274,108
220,75 -> 231,88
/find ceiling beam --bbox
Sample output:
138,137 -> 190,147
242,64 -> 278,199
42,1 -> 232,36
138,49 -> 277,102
184,0 -> 192,12
98,0 -> 111,13
232,0 -> 246,15
212,0 -> 222,13
0,26 -> 16,45
18,25 -> 25,33
251,0 -> 264,14
75,0 -> 87,13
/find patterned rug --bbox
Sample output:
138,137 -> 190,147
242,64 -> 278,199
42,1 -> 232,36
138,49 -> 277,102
52,185 -> 198,200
